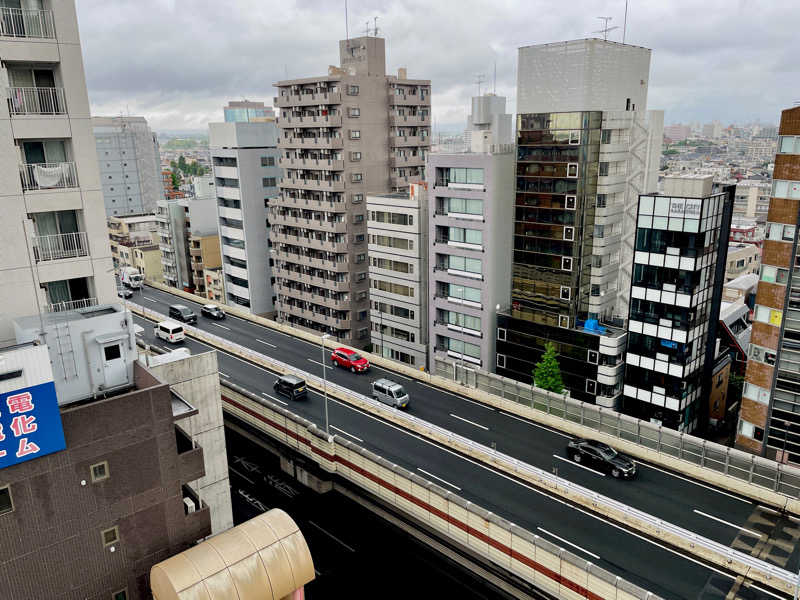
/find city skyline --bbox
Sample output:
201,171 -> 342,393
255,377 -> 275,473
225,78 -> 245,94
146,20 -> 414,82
76,0 -> 798,132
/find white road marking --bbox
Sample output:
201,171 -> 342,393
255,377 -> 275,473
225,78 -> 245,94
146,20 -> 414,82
747,583 -> 791,600
757,504 -> 781,515
331,425 -> 363,442
418,467 -> 461,490
692,509 -> 763,538
327,397 -> 737,581
142,296 -> 159,303
308,520 -> 356,552
256,338 -> 277,348
213,323 -> 231,331
552,454 -> 606,477
634,461 -> 752,504
449,413 -> 489,431
417,381 -> 495,410
219,372 -> 230,378
537,527 -> 600,560
262,392 -> 288,406
308,359 -> 332,369
228,466 -> 255,485
500,411 -> 571,438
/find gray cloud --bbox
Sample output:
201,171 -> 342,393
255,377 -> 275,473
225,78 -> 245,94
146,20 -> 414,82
76,0 -> 800,131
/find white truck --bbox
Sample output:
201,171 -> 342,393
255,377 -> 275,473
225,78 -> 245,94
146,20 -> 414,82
120,267 -> 144,289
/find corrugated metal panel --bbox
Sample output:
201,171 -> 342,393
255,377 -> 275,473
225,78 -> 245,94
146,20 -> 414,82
0,344 -> 55,395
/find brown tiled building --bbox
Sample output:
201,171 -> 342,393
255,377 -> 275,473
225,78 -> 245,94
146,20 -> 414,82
736,106 -> 800,462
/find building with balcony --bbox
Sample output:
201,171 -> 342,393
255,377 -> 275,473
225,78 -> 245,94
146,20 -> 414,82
272,34 -> 430,347
209,116 -> 279,315
107,213 -> 161,280
725,242 -> 760,282
157,194 -> 217,292
93,115 -> 162,216
0,0 -> 115,346
368,184 -> 428,367
733,179 -> 772,223
622,176 -> 735,433
494,39 -> 661,405
188,233 -> 222,296
736,107 -> 800,463
729,216 -> 764,248
203,266 -> 225,302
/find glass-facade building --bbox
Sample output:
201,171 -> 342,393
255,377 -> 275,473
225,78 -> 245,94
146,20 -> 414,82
623,184 -> 734,432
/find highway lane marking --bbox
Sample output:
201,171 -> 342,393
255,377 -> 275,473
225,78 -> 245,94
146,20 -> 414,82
536,527 -> 600,560
757,504 -> 781,515
262,392 -> 288,406
499,411 -> 571,438
634,461 -> 752,504
142,296 -> 159,303
307,359 -> 333,369
229,466 -> 255,485
417,468 -> 461,491
308,520 -> 356,552
327,396 -> 739,581
256,338 -> 277,348
449,413 -> 489,431
213,323 -> 231,331
219,372 -> 230,378
552,454 -> 606,477
331,426 -> 363,442
692,509 -> 763,538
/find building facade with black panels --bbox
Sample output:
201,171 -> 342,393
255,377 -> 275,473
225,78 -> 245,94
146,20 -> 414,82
495,111 -> 627,404
622,179 -> 734,432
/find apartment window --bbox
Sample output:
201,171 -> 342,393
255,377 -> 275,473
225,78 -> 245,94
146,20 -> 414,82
563,227 -> 574,241
754,304 -> 782,326
446,311 -> 481,331
779,136 -> 800,154
565,195 -> 576,210
448,227 -> 482,246
351,173 -> 363,183
372,280 -> 414,297
351,151 -> 362,161
743,382 -> 770,405
101,526 -> 120,547
348,85 -> 360,95
353,214 -> 364,224
349,107 -> 360,117
261,156 -> 275,166
354,234 -> 365,243
569,130 -> 581,144
356,272 -> 367,282
560,286 -> 571,301
445,197 -> 483,216
586,380 -> 597,395
352,193 -> 364,203
91,461 -> 110,483
601,130 -> 612,144
749,344 -> 777,366
103,345 -> 121,361
739,420 -> 764,441
497,354 -> 506,368
0,486 -> 12,515
350,130 -> 361,140
587,350 -> 599,364
446,255 -> 482,275
773,180 -> 800,199
112,590 -> 128,600
438,167 -> 484,186
447,283 -> 480,304
767,222 -> 796,241
567,163 -> 578,178
561,257 -> 573,271
356,253 -> 366,263
446,337 -> 481,359
761,265 -> 790,284
558,315 -> 569,328
599,162 -> 609,176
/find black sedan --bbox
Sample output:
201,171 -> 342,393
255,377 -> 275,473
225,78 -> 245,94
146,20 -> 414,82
201,304 -> 226,320
565,439 -> 637,479
117,288 -> 133,299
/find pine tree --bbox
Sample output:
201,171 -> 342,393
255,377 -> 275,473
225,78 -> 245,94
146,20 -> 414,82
533,342 -> 564,394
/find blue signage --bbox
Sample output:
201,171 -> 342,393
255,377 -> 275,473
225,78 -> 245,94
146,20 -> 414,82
0,381 -> 66,470
660,339 -> 678,350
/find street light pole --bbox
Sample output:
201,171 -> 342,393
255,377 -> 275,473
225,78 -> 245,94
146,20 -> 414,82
321,333 -> 330,436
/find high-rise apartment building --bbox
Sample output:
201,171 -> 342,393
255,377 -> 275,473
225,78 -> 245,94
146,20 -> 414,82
368,184 -> 429,367
224,100 -> 274,123
623,176 -> 734,432
209,119 -> 280,315
736,107 -> 800,463
494,39 -> 661,405
272,35 -> 430,347
93,116 -> 162,216
0,0 -> 115,346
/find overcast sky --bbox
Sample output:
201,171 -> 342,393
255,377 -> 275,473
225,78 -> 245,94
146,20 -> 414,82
76,0 -> 800,133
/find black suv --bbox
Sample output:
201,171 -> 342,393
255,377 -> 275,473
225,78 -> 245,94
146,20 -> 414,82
565,439 -> 636,479
201,304 -> 225,320
169,304 -> 197,324
273,375 -> 307,400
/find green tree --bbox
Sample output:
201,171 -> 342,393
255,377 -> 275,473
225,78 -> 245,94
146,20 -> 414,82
170,171 -> 181,190
533,342 -> 564,394
177,154 -> 188,172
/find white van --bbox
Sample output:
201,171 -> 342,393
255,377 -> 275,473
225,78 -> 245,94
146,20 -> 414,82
154,321 -> 185,343
372,378 -> 410,409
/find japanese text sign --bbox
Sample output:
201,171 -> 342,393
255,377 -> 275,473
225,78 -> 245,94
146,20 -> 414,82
0,381 -> 66,470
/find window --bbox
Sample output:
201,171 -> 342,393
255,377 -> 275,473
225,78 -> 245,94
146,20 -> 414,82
569,130 -> 581,144
372,280 -> 414,297
103,345 -> 121,361
599,162 -> 609,177
767,222 -> 796,241
348,85 -> 359,95
91,461 -> 110,483
587,350 -> 599,364
350,130 -> 361,140
743,382 -> 770,405
352,193 -> 364,203
749,344 -> 777,366
559,315 -> 569,328
497,327 -> 506,341
601,130 -> 612,144
356,272 -> 367,282
563,227 -> 574,241
353,214 -> 364,223
586,380 -> 597,394
0,486 -> 12,515
112,589 -> 128,600
561,257 -> 572,271
356,253 -> 366,263
497,354 -> 506,368
101,526 -> 120,547
739,420 -> 764,441
438,167 -> 484,186
567,163 -> 578,178
779,136 -> 800,154
448,227 -> 482,246
351,173 -> 363,182
773,180 -> 800,199
754,304 -> 782,326
354,233 -> 365,243
261,156 -> 275,166
560,286 -> 571,301
445,197 -> 483,216
372,211 -> 413,226
446,337 -> 481,359
446,255 -> 482,275
446,311 -> 481,331
761,265 -> 790,284
262,177 -> 277,187
349,107 -> 360,117
565,195 -> 576,210
447,283 -> 481,303
351,151 -> 362,161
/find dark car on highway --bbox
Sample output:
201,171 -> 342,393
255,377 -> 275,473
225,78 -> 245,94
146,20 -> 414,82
565,438 -> 636,479
201,304 -> 226,320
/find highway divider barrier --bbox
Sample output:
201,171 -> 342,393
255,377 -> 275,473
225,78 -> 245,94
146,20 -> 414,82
128,299 -> 797,595
140,281 -> 800,512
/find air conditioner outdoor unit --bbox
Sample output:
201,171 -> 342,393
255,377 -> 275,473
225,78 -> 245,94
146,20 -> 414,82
183,497 -> 196,514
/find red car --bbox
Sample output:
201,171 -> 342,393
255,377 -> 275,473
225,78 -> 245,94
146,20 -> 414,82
331,347 -> 370,373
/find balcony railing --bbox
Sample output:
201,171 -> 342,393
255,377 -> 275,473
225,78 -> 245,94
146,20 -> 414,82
0,7 -> 55,39
32,231 -> 88,262
47,297 -> 98,313
7,87 -> 66,115
20,162 -> 78,191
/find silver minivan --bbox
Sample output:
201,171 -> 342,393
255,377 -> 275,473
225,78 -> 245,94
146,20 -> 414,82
371,378 -> 410,409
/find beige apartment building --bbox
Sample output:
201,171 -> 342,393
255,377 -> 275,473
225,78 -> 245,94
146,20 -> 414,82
189,233 -> 222,296
0,1 -> 115,345
272,35 -> 430,346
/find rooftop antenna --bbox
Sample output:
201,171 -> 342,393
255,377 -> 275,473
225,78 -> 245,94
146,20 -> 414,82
594,17 -> 619,41
344,0 -> 349,45
475,73 -> 485,97
373,16 -> 379,37
493,60 -> 497,94
622,0 -> 629,43
365,21 -> 369,37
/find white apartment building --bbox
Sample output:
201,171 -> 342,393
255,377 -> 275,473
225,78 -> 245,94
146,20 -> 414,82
367,184 -> 428,367
93,115 -> 162,216
0,1 -> 115,345
209,120 -> 280,315
157,194 -> 217,291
